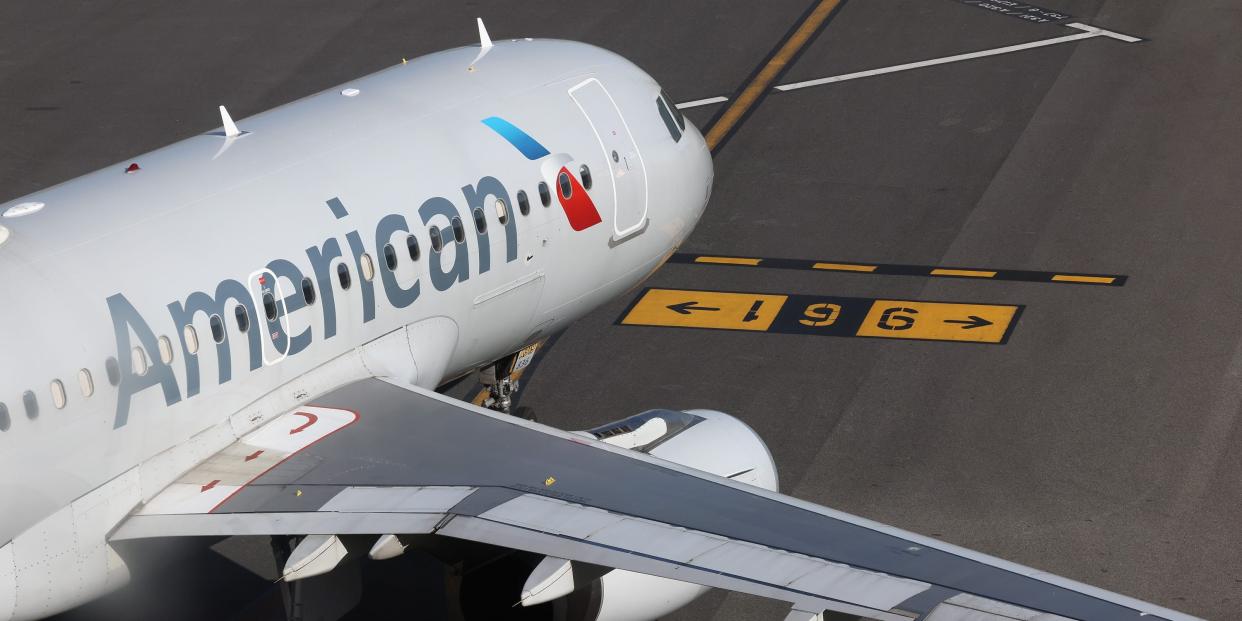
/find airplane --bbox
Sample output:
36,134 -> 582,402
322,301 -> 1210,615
0,19 -> 1203,621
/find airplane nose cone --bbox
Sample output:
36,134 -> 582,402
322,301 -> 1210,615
679,122 -> 714,234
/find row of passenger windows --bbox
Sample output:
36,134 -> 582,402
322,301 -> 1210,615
0,364 -> 108,431
0,168 -> 596,433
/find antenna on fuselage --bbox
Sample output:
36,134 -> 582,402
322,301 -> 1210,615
219,105 -> 243,138
212,105 -> 250,159
477,18 -> 493,49
469,18 -> 495,70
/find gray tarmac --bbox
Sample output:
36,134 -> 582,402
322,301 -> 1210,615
2,1 -> 1237,619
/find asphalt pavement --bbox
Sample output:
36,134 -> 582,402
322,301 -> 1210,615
3,1 -> 1237,619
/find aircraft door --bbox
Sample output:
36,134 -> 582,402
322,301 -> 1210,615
247,269 -> 292,366
568,78 -> 648,238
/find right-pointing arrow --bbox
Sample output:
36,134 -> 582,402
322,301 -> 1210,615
943,315 -> 993,330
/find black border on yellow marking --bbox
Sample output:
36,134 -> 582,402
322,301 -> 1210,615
616,287 -> 1025,346
703,0 -> 850,155
668,253 -> 1127,287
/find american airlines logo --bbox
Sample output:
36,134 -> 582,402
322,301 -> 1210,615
104,118 -> 601,428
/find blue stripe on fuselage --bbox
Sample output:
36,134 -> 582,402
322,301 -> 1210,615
482,116 -> 550,160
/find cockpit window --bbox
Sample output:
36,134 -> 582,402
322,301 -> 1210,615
661,90 -> 685,130
656,93 -> 682,143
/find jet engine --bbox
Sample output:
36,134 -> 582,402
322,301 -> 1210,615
508,408 -> 779,621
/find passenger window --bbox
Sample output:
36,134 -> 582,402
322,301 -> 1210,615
451,217 -> 465,243
406,235 -> 421,261
0,403 -> 8,431
337,263 -> 352,290
495,199 -> 508,225
22,391 -> 37,419
183,325 -> 200,354
78,369 -> 95,398
132,347 -> 149,376
580,165 -> 593,190
517,191 -> 530,216
50,380 -> 67,409
210,314 -> 226,343
429,226 -> 443,252
105,357 -> 121,386
158,335 -> 175,363
656,94 -> 682,142
360,253 -> 376,282
473,208 -> 487,234
301,277 -> 317,305
234,305 -> 250,333
383,243 -> 398,270
262,291 -> 278,322
558,171 -> 572,199
538,182 -> 551,207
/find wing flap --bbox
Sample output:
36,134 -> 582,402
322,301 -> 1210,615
470,491 -> 930,612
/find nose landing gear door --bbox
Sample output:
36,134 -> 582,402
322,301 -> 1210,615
248,269 -> 291,366
568,78 -> 649,239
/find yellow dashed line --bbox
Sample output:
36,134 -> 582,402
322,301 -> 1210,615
812,262 -> 878,273
1052,274 -> 1116,284
930,268 -> 997,278
695,256 -> 762,266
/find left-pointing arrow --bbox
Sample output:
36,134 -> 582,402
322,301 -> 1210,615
201,480 -> 221,493
943,315 -> 993,330
666,301 -> 722,315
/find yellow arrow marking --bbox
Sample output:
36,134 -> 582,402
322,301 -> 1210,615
856,300 -> 1018,343
622,289 -> 787,331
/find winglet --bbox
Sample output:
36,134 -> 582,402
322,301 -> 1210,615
219,105 -> 241,138
477,18 -> 493,49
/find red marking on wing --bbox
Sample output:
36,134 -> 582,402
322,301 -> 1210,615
289,412 -> 318,434
244,450 -> 264,462
201,480 -> 220,493
555,166 -> 602,231
209,408 -> 361,514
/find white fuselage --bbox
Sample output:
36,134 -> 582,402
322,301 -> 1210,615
0,38 -> 711,619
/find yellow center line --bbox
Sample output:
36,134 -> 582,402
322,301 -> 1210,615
695,256 -> 762,266
930,268 -> 997,278
1052,274 -> 1116,284
703,0 -> 844,150
812,262 -> 877,272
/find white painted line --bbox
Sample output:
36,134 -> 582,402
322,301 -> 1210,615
775,25 -> 1136,93
676,96 -> 729,109
1065,21 -> 1143,43
676,23 -> 1141,108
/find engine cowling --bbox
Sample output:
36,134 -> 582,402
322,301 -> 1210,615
526,408 -> 778,621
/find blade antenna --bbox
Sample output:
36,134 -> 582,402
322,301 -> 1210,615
477,18 -> 493,49
219,105 -> 242,138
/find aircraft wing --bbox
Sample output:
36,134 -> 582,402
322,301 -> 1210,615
112,378 -> 1199,621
